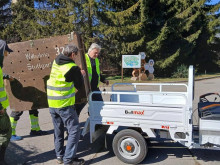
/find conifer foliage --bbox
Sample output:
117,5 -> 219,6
2,0 -> 39,42
0,0 -> 12,33
95,0 -> 145,69
0,0 -> 219,76
97,0 -> 220,76
145,0 -> 220,76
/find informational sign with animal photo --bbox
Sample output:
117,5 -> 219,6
122,55 -> 141,68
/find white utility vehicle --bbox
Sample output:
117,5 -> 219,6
82,66 -> 220,164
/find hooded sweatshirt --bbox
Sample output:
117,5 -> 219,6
54,54 -> 84,90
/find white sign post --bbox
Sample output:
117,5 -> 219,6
122,55 -> 141,81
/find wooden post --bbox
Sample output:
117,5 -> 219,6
121,67 -> 123,82
139,68 -> 141,81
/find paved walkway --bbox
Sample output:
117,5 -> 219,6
5,104 -> 103,165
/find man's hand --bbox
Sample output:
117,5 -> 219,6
104,80 -> 109,86
81,70 -> 86,77
0,109 -> 5,115
9,75 -> 15,81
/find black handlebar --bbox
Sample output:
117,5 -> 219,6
199,93 -> 220,99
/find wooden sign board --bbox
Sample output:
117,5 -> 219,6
3,32 -> 90,111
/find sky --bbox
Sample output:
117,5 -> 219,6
206,0 -> 220,14
206,0 -> 220,5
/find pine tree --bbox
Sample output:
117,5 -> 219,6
1,0 -> 96,45
0,0 -> 12,37
2,0 -> 40,42
2,0 -> 80,42
35,0 -> 80,36
1,0 -> 219,76
94,0 -> 220,76
145,0 -> 220,76
94,0 -> 145,71
24,0 -> 92,47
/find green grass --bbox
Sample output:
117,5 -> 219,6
105,73 -> 220,85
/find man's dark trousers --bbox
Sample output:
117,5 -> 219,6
49,105 -> 80,165
92,88 -> 103,101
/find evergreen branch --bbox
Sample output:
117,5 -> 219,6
185,29 -> 202,43
157,49 -> 180,69
207,3 -> 220,14
96,22 -> 143,36
103,0 -> 141,24
208,17 -> 220,35
147,24 -> 170,54
183,11 -> 200,31
121,36 -> 145,54
175,0 -> 205,19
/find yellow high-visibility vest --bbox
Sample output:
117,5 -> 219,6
0,67 -> 9,109
47,61 -> 76,108
85,53 -> 100,88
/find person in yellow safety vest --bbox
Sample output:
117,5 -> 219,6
73,43 -> 109,117
0,39 -> 13,165
47,44 -> 85,165
85,43 -> 109,101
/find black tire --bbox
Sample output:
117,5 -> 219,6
112,129 -> 147,164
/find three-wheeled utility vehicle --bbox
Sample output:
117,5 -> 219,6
82,66 -> 220,164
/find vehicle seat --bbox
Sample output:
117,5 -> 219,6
198,102 -> 220,120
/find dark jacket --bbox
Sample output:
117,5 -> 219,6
55,54 -> 84,90
89,57 -> 105,91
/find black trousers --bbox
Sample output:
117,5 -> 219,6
92,88 -> 103,101
75,103 -> 86,116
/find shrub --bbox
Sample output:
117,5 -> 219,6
172,65 -> 188,78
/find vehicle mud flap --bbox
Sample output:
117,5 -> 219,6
91,124 -> 109,143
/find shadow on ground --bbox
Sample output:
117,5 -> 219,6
19,129 -> 54,139
6,142 -> 34,165
88,139 -> 220,165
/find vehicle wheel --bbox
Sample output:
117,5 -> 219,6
112,129 -> 147,164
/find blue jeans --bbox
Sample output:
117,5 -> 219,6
49,105 -> 80,164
